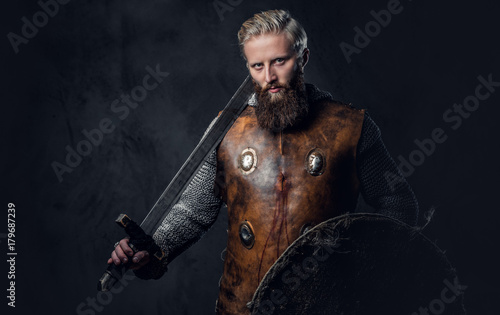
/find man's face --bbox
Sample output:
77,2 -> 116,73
244,32 -> 299,99
243,33 -> 310,131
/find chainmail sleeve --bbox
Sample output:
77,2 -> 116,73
134,117 -> 222,280
356,112 -> 419,226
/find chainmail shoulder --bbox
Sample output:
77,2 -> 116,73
356,112 -> 419,226
134,117 -> 222,280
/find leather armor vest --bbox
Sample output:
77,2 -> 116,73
215,100 -> 365,314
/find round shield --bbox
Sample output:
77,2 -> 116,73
249,213 -> 466,315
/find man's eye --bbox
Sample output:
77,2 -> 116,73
275,58 -> 285,64
253,64 -> 263,70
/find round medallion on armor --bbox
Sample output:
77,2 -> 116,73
239,221 -> 255,249
238,147 -> 257,175
305,148 -> 326,176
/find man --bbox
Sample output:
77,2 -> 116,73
108,9 -> 418,314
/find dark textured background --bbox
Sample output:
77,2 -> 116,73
1,0 -> 498,314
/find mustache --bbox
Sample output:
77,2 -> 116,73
261,83 -> 288,92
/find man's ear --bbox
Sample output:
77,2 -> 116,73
301,48 -> 310,70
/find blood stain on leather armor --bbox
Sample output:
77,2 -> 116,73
238,147 -> 257,175
258,171 -> 291,282
305,148 -> 326,176
239,221 -> 255,249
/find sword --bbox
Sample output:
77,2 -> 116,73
97,75 -> 254,291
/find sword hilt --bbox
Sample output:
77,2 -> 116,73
97,214 -> 166,292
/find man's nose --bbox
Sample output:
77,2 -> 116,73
264,66 -> 276,84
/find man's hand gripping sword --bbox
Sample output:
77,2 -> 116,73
98,214 -> 165,291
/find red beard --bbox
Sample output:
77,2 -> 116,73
253,69 -> 308,132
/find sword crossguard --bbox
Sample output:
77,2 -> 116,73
115,213 -> 132,228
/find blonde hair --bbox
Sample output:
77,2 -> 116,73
238,9 -> 308,61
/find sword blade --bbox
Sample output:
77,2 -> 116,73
140,75 -> 254,234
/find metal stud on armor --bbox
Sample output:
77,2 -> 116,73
305,148 -> 326,176
239,221 -> 255,249
238,148 -> 257,175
